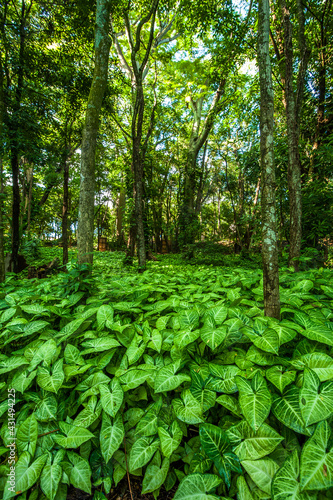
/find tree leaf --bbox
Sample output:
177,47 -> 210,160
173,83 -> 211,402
158,420 -> 183,458
40,463 -> 62,500
266,365 -> 296,392
272,386 -> 311,435
172,389 -> 204,424
17,414 -> 38,456
141,457 -> 170,494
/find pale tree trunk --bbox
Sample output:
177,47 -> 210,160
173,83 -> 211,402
258,0 -> 280,319
26,166 -> 33,235
0,56 -> 5,282
116,186 -> 126,246
277,0 -> 310,270
77,0 -> 112,265
180,79 -> 226,249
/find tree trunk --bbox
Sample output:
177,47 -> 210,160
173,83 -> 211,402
77,0 -> 112,266
279,0 -> 309,270
62,157 -> 69,265
0,56 -> 5,282
116,186 -> 126,247
258,0 -> 280,319
26,166 -> 33,235
10,3 -> 26,273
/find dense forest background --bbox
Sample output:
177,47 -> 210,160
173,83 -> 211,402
0,0 -> 332,277
2,2 -> 333,499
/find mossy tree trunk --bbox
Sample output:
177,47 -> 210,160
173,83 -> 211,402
258,0 -> 280,319
77,0 -> 112,265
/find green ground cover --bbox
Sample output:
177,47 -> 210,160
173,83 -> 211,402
1,252 -> 333,499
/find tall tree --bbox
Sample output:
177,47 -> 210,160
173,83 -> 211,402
77,0 -> 112,265
258,0 -> 280,318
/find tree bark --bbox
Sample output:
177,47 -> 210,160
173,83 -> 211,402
77,0 -> 112,266
258,0 -> 280,319
180,78 -> 226,249
0,55 -> 5,282
62,156 -> 69,265
279,0 -> 310,270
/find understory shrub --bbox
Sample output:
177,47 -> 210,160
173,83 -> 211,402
1,255 -> 333,499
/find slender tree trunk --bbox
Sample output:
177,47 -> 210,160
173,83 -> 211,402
0,56 -> 5,282
258,0 -> 280,319
116,186 -> 126,247
26,166 -> 33,235
10,3 -> 26,273
62,156 -> 69,265
77,0 -> 112,266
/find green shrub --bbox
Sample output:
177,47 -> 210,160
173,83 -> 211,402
1,255 -> 333,499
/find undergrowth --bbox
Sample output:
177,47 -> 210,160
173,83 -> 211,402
1,252 -> 333,499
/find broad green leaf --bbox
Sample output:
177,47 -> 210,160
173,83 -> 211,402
216,394 -> 242,417
253,329 -> 280,354
128,436 -> 160,472
17,414 -> 38,456
178,309 -> 200,329
266,366 -> 297,392
300,368 -> 333,426
301,325 -> 333,347
200,320 -> 227,350
207,364 -> 241,393
172,389 -> 204,424
4,452 -> 48,500
199,423 -> 241,487
37,359 -> 64,393
135,397 -> 162,437
11,369 -> 37,393
204,305 -> 228,325
242,458 -> 279,494
236,372 -> 271,431
73,396 -> 101,427
158,420 -> 183,458
35,392 -> 57,422
174,328 -> 201,349
142,456 -> 170,494
53,422 -> 94,448
40,462 -> 62,500
0,356 -> 28,375
64,344 -> 85,365
174,473 -> 222,500
272,450 -> 313,500
56,318 -> 86,343
81,337 -> 120,354
29,339 -> 57,370
300,421 -> 333,491
119,368 -> 152,390
154,363 -> 191,393
227,421 -> 283,461
272,386 -> 311,435
100,411 -> 124,464
236,476 -> 254,500
99,378 -> 123,417
96,304 -> 114,328
291,352 -> 333,382
67,451 -> 92,494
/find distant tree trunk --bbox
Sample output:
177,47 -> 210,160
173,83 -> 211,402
77,0 -> 112,266
180,78 -> 226,250
258,0 -> 280,319
0,56 -> 5,282
10,3 -> 27,273
62,156 -> 69,265
26,166 -> 33,235
279,0 -> 310,270
116,187 -> 126,246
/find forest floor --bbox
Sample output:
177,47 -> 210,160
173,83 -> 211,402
1,247 -> 333,500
